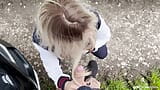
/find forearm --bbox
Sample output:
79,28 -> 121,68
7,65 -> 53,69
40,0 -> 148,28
32,43 -> 70,88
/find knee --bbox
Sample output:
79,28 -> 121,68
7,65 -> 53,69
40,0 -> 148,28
92,48 -> 108,59
92,45 -> 108,59
97,51 -> 108,59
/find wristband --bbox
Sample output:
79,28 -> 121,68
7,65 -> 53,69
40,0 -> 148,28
57,76 -> 70,90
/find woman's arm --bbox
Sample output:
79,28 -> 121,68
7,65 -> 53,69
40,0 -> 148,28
33,42 -> 70,88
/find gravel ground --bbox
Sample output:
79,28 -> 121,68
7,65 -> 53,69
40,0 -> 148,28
0,0 -> 160,89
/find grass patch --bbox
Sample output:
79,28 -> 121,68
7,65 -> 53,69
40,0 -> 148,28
101,80 -> 129,90
100,69 -> 160,90
40,69 -> 160,90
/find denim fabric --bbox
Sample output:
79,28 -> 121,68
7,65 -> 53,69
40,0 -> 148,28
92,45 -> 108,59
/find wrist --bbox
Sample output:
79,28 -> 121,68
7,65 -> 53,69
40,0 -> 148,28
57,76 -> 70,90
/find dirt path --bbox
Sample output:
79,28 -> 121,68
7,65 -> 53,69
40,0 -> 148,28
0,0 -> 160,89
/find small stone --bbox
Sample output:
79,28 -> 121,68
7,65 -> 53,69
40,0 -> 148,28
124,72 -> 127,76
121,62 -> 127,66
121,66 -> 124,68
117,64 -> 120,67
34,62 -> 38,65
8,3 -> 11,6
142,62 -> 149,67
7,8 -> 10,12
141,78 -> 145,82
38,69 -> 41,73
20,3 -> 23,6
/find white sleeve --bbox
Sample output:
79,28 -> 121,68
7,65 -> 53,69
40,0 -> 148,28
94,14 -> 111,51
32,43 -> 70,87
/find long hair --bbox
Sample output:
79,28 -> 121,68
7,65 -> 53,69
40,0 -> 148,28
37,0 -> 98,85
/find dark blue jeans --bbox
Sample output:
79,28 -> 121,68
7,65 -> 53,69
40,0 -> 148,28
92,45 -> 108,59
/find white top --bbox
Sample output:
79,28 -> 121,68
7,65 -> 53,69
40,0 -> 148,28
94,14 -> 111,51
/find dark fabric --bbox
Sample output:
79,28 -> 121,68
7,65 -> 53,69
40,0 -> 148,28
93,11 -> 101,30
77,86 -> 92,90
32,28 -> 41,45
77,86 -> 100,90
57,76 -> 70,90
92,45 -> 108,59
32,28 -> 48,50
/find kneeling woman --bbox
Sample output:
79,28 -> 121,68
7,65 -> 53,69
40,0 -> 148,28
32,0 -> 111,89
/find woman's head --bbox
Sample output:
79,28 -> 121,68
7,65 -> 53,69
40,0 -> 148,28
37,0 -> 97,59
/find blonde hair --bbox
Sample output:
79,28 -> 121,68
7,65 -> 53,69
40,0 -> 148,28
37,0 -> 98,86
